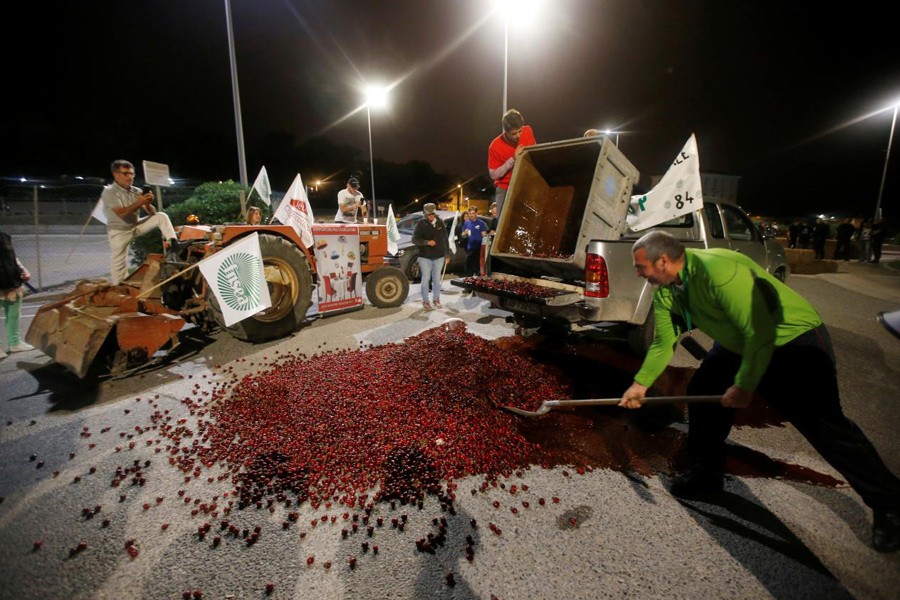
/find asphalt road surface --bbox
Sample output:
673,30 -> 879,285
1,261 -> 898,600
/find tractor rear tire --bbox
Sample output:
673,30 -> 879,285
365,266 -> 409,308
207,234 -> 313,342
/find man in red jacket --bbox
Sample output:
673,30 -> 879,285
487,109 -> 536,218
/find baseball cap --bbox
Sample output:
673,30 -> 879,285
348,177 -> 360,188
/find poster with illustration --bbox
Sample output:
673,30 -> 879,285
311,224 -> 363,314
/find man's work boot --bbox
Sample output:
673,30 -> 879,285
872,509 -> 900,553
669,469 -> 725,501
165,238 -> 190,262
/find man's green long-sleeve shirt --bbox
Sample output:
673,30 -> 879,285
634,248 -> 822,392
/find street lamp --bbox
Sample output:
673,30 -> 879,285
365,84 -> 389,223
874,102 -> 898,222
603,129 -> 620,147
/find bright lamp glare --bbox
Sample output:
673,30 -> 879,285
365,85 -> 389,108
494,0 -> 540,23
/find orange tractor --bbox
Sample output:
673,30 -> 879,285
26,223 -> 409,378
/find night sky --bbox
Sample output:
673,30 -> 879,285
3,0 -> 899,218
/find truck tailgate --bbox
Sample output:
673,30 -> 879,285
451,274 -> 582,317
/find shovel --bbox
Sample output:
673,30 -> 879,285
500,395 -> 722,417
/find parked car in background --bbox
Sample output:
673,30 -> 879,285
395,210 -> 491,281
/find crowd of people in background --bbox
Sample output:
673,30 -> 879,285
785,216 -> 891,263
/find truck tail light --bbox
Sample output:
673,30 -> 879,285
584,252 -> 609,298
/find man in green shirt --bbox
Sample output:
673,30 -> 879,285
619,231 -> 900,553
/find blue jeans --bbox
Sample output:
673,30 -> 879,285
417,256 -> 444,303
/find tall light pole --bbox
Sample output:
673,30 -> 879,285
365,85 -> 388,223
503,18 -> 509,114
224,0 -> 248,186
874,103 -> 898,222
495,0 -> 540,116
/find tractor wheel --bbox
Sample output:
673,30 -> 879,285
365,266 -> 409,308
207,234 -> 313,342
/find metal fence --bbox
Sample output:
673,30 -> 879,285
0,180 -> 197,292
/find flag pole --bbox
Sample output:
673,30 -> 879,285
65,211 -> 97,264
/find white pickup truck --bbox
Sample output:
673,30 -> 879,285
452,136 -> 788,354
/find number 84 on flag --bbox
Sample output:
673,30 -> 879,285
626,133 -> 704,232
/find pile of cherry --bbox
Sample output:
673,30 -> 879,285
134,323 -> 574,583
461,277 -> 558,299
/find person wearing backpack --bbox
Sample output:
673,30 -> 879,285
0,231 -> 34,358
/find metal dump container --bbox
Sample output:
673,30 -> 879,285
491,136 -> 639,278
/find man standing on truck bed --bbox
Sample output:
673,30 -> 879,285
487,109 -> 536,217
618,230 -> 900,553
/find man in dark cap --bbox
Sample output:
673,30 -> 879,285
334,177 -> 367,223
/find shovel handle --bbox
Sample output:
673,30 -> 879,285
542,395 -> 721,410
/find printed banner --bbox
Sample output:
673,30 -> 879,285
386,204 -> 399,256
311,224 -> 363,314
197,233 -> 271,326
627,133 -> 703,232
273,174 -> 315,248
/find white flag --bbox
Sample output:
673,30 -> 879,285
273,174 -> 316,248
249,166 -> 272,206
90,198 -> 108,224
627,134 -> 703,232
447,211 -> 459,255
386,204 -> 400,256
197,232 -> 271,327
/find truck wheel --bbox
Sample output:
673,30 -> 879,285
401,250 -> 421,281
206,234 -> 313,342
626,311 -> 655,356
365,266 -> 409,308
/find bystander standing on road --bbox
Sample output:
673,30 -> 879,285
833,218 -> 856,261
487,202 -> 499,235
799,220 -> 813,249
461,207 -> 488,277
857,219 -> 873,261
870,218 -> 889,264
812,217 -> 830,259
0,231 -> 34,358
787,220 -> 800,248
487,109 -> 536,217
618,230 -> 900,553
101,160 -> 178,284
410,203 -> 449,310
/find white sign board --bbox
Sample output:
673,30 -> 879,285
142,160 -> 172,187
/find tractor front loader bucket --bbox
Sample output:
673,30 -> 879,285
25,279 -> 185,379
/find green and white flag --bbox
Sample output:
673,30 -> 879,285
198,232 -> 271,326
447,211 -> 459,255
627,133 -> 703,232
386,203 -> 399,255
249,166 -> 272,206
